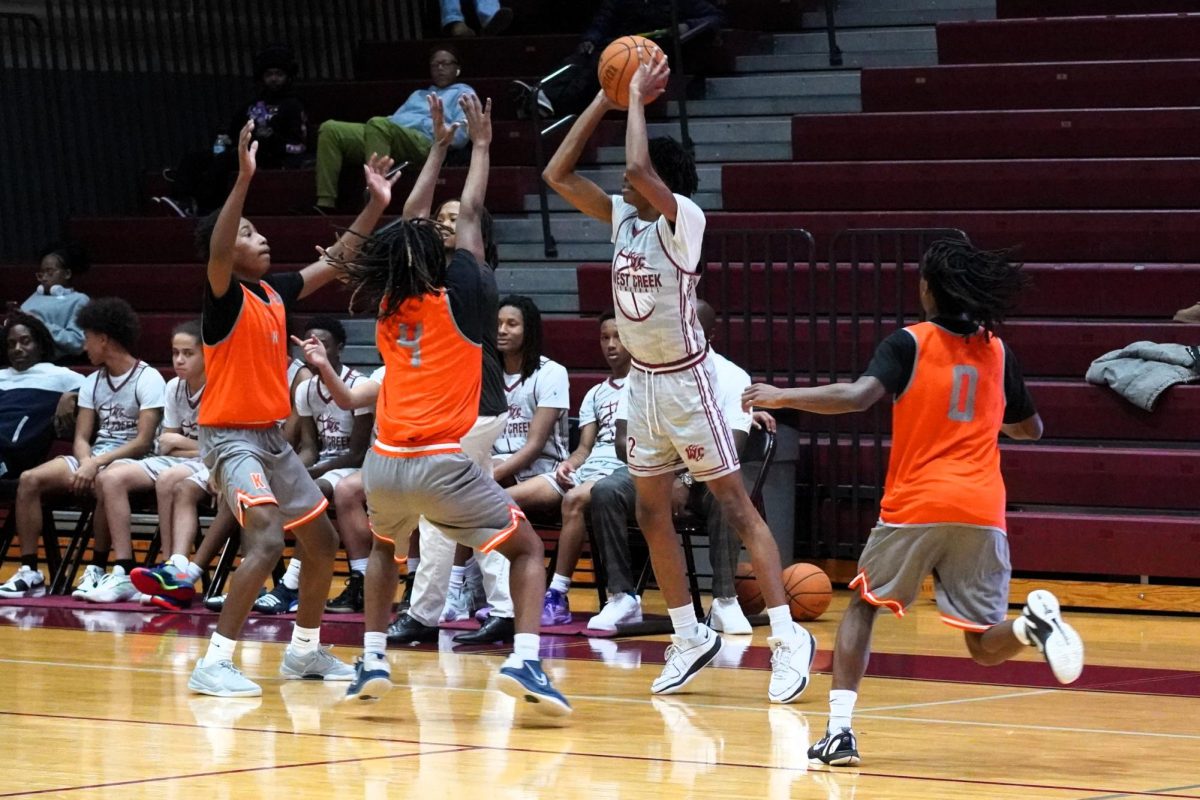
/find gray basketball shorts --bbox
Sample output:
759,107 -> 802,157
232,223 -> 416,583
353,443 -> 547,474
363,448 -> 526,553
850,523 -> 1013,632
625,358 -> 741,482
199,425 -> 328,530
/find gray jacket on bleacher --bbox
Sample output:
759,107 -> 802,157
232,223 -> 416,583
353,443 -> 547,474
1085,341 -> 1200,411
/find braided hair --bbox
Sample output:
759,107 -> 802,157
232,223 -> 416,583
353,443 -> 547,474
499,294 -> 543,382
920,240 -> 1027,340
335,218 -> 448,320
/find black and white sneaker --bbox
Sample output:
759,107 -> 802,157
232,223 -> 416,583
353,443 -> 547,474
0,566 -> 46,598
325,571 -> 364,614
650,624 -> 722,695
808,727 -> 861,767
1021,590 -> 1084,684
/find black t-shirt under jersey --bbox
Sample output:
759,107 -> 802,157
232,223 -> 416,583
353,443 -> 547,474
862,316 -> 1037,425
451,250 -> 507,418
202,271 -> 304,346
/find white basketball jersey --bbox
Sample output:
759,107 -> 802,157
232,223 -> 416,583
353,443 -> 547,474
78,362 -> 166,451
295,366 -> 370,462
494,356 -> 570,467
610,194 -> 707,368
162,377 -> 204,441
579,377 -> 626,463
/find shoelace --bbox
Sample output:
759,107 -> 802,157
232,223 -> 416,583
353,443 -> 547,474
217,660 -> 246,676
770,644 -> 792,669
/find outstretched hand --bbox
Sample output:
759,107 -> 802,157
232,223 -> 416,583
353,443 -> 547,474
742,383 -> 785,411
628,48 -> 670,106
427,93 -> 461,148
363,152 -> 401,209
291,334 -> 329,371
236,119 -> 258,178
459,93 -> 492,146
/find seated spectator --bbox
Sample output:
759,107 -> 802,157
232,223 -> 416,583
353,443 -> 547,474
164,44 -> 308,216
514,0 -> 724,118
313,47 -> 472,212
85,320 -> 207,604
16,241 -> 90,359
0,298 -> 165,599
441,0 -> 513,37
0,312 -> 84,480
504,311 -> 630,625
586,300 -> 775,634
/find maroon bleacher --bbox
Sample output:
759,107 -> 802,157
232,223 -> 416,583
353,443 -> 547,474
576,262 -> 1200,319
722,158 -> 1200,211
861,60 -> 1200,112
791,109 -> 1200,162
998,0 -> 1200,17
938,15 -> 1200,64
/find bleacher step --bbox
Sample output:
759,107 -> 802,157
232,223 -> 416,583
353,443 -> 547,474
805,0 -> 996,28
666,95 -> 862,117
770,26 -> 937,55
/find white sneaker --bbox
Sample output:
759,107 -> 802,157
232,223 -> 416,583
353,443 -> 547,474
1021,590 -> 1085,684
71,564 -> 104,599
188,657 -> 262,697
587,593 -> 643,631
651,624 -> 722,695
767,625 -> 816,704
709,597 -> 752,635
0,565 -> 46,598
440,581 -> 473,622
279,645 -> 355,681
85,566 -> 139,603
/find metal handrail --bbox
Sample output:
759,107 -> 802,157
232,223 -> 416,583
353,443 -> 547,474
528,62 -> 579,257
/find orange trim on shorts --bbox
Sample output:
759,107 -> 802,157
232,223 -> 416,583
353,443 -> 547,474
371,441 -> 463,459
939,613 -> 992,633
234,490 -> 278,526
283,497 -> 329,531
478,505 -> 527,553
849,570 -> 907,618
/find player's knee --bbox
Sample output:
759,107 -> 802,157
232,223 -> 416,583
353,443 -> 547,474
17,468 -> 44,496
333,479 -> 360,509
561,487 -> 590,517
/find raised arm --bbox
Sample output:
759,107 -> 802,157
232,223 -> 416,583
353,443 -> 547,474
542,92 -> 618,223
402,94 -> 460,221
290,335 -> 380,410
207,120 -> 258,298
742,376 -> 888,415
625,53 -> 676,221
298,153 -> 401,299
456,93 -> 491,264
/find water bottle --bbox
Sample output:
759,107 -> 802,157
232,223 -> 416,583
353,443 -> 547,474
213,134 -> 232,155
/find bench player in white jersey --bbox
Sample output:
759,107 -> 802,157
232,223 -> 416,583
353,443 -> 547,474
544,54 -> 816,702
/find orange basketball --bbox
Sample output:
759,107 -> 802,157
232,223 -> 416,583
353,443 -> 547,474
598,35 -> 668,109
782,562 -> 832,621
734,561 -> 765,615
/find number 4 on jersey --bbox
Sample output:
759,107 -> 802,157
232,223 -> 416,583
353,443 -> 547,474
396,323 -> 423,367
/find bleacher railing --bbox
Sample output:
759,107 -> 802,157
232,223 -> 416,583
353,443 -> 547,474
0,0 -> 418,262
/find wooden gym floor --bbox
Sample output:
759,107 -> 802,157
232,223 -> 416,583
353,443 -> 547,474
0,590 -> 1197,799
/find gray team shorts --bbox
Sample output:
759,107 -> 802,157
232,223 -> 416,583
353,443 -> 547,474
850,523 -> 1013,632
199,426 -> 328,530
363,448 -> 526,553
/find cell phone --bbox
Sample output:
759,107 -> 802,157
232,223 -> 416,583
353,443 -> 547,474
387,162 -> 409,179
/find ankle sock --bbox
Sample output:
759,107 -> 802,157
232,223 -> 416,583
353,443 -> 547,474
349,557 -> 369,574
282,559 -> 302,591
829,689 -> 858,731
668,604 -> 700,640
91,550 -> 110,570
363,631 -> 388,659
767,605 -> 797,640
19,554 -> 38,571
549,573 -> 571,594
513,632 -> 540,662
185,562 -> 205,582
290,625 -> 320,655
204,632 -> 237,664
114,559 -> 135,576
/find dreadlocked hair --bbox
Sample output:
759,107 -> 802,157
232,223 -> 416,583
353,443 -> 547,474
335,218 -> 448,319
499,294 -> 544,382
920,239 -> 1027,341
648,136 -> 698,197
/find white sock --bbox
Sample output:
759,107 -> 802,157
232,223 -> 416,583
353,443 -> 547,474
767,605 -> 798,640
513,632 -> 540,662
713,596 -> 738,608
363,631 -> 388,659
204,632 -> 237,664
168,553 -> 189,571
1013,615 -> 1034,646
829,689 -> 858,731
291,624 -> 320,655
349,557 -> 369,574
449,565 -> 466,588
549,573 -> 571,594
668,604 -> 700,640
185,562 -> 204,583
282,559 -> 302,591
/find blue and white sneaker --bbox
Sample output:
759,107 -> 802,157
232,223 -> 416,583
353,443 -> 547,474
497,658 -> 572,717
345,656 -> 393,701
253,583 -> 299,614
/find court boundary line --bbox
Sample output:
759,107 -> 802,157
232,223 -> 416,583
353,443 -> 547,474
0,747 -> 475,798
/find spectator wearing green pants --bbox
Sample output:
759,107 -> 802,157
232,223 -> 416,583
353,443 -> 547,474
314,47 -> 473,210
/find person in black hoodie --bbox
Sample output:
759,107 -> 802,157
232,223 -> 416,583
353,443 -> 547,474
163,44 -> 308,215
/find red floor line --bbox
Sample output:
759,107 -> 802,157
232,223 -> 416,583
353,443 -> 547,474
3,709 -> 1196,799
0,747 -> 475,798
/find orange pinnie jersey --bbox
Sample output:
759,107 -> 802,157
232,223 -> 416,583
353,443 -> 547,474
881,321 -> 1008,530
199,281 -> 290,428
374,292 -> 481,451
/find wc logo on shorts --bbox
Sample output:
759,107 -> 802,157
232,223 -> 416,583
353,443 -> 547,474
250,472 -> 267,490
684,444 -> 705,462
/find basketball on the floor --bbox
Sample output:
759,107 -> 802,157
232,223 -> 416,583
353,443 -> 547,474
783,562 -> 833,621
734,561 -> 765,614
598,35 -> 667,109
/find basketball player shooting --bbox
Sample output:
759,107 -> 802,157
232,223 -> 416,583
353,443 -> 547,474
543,49 -> 817,702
